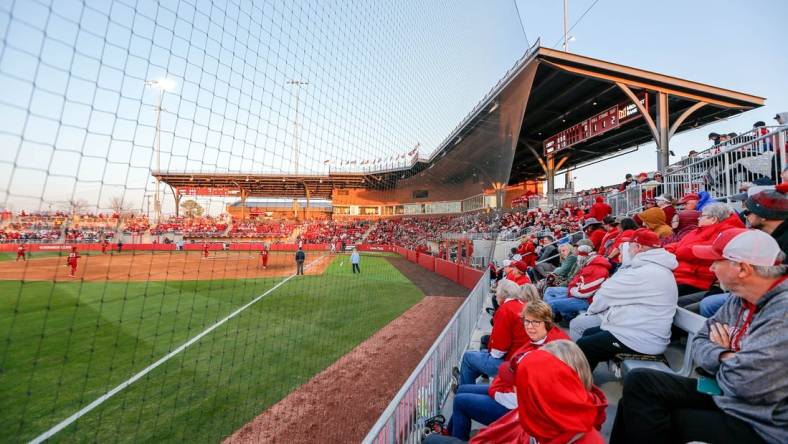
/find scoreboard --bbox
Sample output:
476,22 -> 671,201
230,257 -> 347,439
543,92 -> 648,156
175,187 -> 241,197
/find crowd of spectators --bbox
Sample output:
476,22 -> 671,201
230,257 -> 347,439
432,183 -> 787,444
228,220 -> 296,239
300,220 -> 369,244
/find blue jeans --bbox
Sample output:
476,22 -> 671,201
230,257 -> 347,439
459,350 -> 503,385
448,384 -> 509,440
700,293 -> 729,318
544,286 -> 589,319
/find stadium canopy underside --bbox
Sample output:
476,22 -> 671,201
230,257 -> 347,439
156,44 -> 764,202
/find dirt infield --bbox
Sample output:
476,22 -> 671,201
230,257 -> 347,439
0,251 -> 332,281
225,295 -> 464,444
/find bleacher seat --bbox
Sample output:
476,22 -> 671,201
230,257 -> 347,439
621,307 -> 706,377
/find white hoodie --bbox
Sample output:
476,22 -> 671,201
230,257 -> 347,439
587,246 -> 678,355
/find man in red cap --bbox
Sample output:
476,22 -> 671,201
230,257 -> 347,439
575,228 -> 678,370
677,193 -> 700,211
612,228 -> 787,444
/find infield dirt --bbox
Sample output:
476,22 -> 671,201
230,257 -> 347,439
0,251 -> 332,281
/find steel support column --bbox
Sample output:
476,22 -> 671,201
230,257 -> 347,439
173,192 -> 182,217
656,92 -> 670,171
239,189 -> 249,221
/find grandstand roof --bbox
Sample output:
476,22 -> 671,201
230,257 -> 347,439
506,47 -> 765,181
155,172 -> 374,200
157,45 -> 765,199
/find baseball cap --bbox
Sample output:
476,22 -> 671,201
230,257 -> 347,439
513,261 -> 528,273
693,228 -> 781,266
512,254 -> 523,261
628,228 -> 661,247
745,188 -> 788,220
677,193 -> 700,204
502,259 -> 512,267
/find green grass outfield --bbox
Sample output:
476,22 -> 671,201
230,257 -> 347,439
0,254 -> 423,442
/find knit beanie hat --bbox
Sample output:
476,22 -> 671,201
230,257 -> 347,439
745,184 -> 788,220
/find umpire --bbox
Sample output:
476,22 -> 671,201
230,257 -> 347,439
295,247 -> 305,275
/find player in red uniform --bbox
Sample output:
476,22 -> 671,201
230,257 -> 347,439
100,239 -> 109,254
259,245 -> 269,269
67,246 -> 81,278
16,244 -> 26,261
203,243 -> 210,258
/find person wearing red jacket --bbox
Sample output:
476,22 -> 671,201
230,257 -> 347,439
586,196 -> 612,221
16,243 -> 26,261
598,217 -> 620,257
505,260 -> 531,285
544,249 -> 611,320
457,341 -> 607,444
605,217 -> 639,263
583,218 -> 606,251
457,280 -> 529,385
516,236 -> 536,268
444,299 -> 563,440
664,202 -> 743,300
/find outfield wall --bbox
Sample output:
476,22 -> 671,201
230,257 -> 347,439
394,246 -> 483,290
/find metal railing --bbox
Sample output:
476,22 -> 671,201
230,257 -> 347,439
525,126 -> 787,215
663,126 -> 787,201
362,275 -> 489,444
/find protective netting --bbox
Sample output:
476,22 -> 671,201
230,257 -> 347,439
0,0 -> 528,442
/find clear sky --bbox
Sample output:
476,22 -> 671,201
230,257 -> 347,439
0,0 -> 785,214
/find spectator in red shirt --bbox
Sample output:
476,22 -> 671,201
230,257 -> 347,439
456,280 -> 530,385
460,341 -> 607,444
583,218 -> 606,251
445,299 -> 562,440
586,196 -> 612,221
506,260 -> 531,285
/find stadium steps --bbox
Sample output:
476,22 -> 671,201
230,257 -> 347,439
289,225 -> 303,242
360,222 -> 378,242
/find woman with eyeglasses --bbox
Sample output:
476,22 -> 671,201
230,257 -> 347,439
664,202 -> 744,299
426,340 -> 607,444
442,300 -> 569,440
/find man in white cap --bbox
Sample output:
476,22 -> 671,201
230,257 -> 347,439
612,228 -> 787,444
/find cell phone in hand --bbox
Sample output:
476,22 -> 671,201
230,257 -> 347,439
696,376 -> 723,396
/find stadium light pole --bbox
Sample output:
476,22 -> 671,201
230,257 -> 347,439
144,78 -> 176,226
288,80 -> 309,175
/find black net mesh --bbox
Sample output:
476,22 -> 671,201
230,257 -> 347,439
0,1 -> 529,442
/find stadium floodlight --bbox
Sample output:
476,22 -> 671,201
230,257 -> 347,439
144,77 -> 177,226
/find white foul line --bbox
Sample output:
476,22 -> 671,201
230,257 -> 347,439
30,254 -> 327,444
